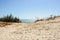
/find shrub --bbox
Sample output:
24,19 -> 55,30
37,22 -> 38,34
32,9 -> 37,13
46,15 -> 56,20
13,17 -> 21,23
0,14 -> 21,23
35,19 -> 44,22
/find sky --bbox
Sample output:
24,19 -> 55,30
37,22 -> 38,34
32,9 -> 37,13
0,0 -> 60,19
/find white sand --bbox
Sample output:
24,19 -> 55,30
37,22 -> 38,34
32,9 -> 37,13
0,18 -> 60,40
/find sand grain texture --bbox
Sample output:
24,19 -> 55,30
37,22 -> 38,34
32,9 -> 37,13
0,17 -> 60,40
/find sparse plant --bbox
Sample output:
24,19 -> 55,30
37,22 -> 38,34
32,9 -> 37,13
0,14 -> 21,23
35,19 -> 44,22
46,15 -> 56,20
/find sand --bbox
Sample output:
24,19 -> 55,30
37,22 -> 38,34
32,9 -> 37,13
0,17 -> 60,40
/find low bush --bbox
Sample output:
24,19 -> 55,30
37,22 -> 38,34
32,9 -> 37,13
0,14 -> 21,23
35,19 -> 44,22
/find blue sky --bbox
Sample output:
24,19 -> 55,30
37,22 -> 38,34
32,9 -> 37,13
0,0 -> 60,19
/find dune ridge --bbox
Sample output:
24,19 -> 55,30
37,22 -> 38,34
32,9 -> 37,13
0,16 -> 60,40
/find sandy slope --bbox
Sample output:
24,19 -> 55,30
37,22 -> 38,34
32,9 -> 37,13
0,19 -> 60,40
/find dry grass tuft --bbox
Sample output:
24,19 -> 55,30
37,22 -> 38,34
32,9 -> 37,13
0,22 -> 12,27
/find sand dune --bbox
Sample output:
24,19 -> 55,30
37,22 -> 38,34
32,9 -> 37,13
0,17 -> 60,40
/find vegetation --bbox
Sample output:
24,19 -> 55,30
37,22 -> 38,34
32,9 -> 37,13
35,19 -> 44,22
46,15 -> 56,20
0,22 -> 12,27
0,14 -> 21,23
35,15 -> 60,22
